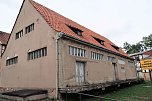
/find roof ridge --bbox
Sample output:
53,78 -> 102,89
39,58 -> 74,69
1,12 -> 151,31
29,0 -> 114,43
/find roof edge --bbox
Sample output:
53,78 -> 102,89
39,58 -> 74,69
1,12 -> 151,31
0,31 -> 10,34
2,0 -> 26,57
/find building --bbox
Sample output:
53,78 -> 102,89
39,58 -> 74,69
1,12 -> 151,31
0,31 -> 10,70
0,0 -> 137,99
0,31 -> 10,56
130,49 -> 152,80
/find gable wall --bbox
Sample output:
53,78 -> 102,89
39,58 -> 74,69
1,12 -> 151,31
1,0 -> 57,90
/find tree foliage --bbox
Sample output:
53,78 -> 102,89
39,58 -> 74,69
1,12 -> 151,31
123,34 -> 152,54
142,34 -> 152,50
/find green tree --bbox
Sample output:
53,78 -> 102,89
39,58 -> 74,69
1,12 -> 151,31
123,42 -> 144,54
123,34 -> 152,54
142,34 -> 152,50
123,42 -> 131,54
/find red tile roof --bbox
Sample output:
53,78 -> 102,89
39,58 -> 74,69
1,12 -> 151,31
0,31 -> 10,45
144,50 -> 152,56
29,0 -> 129,57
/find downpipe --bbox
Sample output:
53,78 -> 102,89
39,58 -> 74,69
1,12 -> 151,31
56,32 -> 64,100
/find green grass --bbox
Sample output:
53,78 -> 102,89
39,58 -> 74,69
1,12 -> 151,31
92,81 -> 152,101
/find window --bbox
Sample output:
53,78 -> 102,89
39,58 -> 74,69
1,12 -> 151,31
6,56 -> 18,66
69,46 -> 85,57
92,36 -> 104,45
128,61 -> 134,66
111,44 -> 119,51
25,23 -> 34,34
28,47 -> 47,60
107,56 -> 115,62
91,51 -> 103,60
121,67 -> 125,73
118,59 -> 125,65
121,67 -> 125,69
15,30 -> 23,39
67,25 -> 83,36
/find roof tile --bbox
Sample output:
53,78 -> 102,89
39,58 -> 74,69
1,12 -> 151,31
29,0 -> 128,57
0,31 -> 10,45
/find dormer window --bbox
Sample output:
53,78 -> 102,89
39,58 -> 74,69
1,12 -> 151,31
67,25 -> 83,36
92,36 -> 104,45
111,44 -> 119,51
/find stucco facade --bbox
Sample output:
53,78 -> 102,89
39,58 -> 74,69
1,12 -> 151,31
1,0 -> 58,95
58,38 -> 137,88
0,0 -> 137,99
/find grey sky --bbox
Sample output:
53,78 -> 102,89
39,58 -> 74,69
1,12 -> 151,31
0,0 -> 152,47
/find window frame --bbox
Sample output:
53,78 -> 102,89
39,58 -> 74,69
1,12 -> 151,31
91,51 -> 103,60
6,56 -> 18,66
27,47 -> 47,60
69,46 -> 86,57
25,23 -> 34,34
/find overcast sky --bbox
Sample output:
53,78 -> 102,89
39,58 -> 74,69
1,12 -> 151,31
0,0 -> 152,47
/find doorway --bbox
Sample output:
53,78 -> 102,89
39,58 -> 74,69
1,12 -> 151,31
76,61 -> 85,85
112,63 -> 119,81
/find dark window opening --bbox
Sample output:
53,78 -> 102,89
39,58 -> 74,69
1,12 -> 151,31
6,56 -> 18,66
107,56 -> 115,62
92,36 -> 105,45
121,67 -> 125,69
15,30 -> 23,39
25,23 -> 34,34
67,25 -> 83,36
28,47 -> 47,60
111,44 -> 119,51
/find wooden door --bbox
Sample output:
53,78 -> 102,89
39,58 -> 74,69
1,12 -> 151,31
76,62 -> 85,85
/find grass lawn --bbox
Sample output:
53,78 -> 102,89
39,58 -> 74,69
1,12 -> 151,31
92,81 -> 152,101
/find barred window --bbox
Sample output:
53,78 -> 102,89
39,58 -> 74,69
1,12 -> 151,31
28,47 -> 47,60
25,23 -> 34,34
91,52 -> 103,60
16,30 -> 23,39
6,56 -> 18,66
107,56 -> 115,62
69,46 -> 85,57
